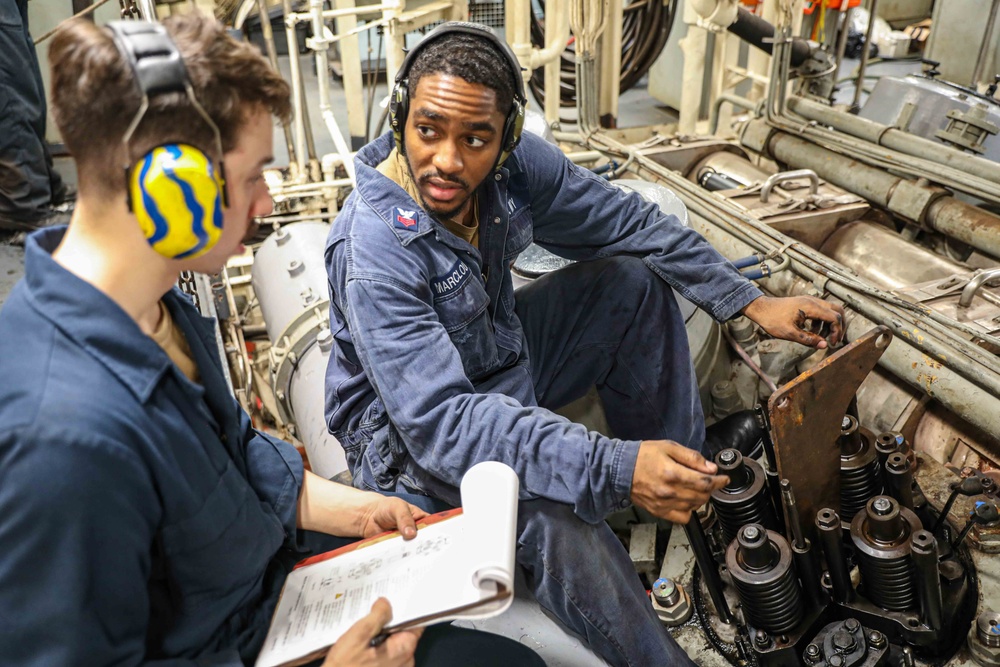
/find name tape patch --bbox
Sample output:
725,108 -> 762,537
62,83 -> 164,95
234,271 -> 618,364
432,259 -> 471,297
394,207 -> 419,232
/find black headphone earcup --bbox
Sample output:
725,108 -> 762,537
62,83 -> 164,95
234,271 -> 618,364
390,83 -> 408,156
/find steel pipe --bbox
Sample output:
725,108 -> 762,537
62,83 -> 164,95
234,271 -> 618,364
748,121 -> 1000,259
787,96 -> 1000,191
851,0 -> 878,111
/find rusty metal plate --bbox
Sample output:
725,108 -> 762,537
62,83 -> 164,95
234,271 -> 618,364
768,326 -> 893,541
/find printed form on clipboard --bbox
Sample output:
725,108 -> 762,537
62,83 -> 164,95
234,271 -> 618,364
255,462 -> 520,667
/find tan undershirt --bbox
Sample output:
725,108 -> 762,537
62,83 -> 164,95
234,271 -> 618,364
377,148 -> 479,247
150,301 -> 200,383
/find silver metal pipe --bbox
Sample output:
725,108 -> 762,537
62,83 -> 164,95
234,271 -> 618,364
282,0 -> 308,177
832,6 -> 853,101
820,222 -> 970,291
851,0 -> 879,110
256,0 -> 297,170
708,93 -> 757,135
972,0 -> 1000,89
588,131 -> 1000,397
682,210 -> 1000,444
747,120 -> 1000,259
786,96 -> 1000,192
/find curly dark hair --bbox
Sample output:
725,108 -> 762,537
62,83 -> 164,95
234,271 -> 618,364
406,31 -> 517,115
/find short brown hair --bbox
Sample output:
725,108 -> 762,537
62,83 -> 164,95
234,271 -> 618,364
49,14 -> 291,197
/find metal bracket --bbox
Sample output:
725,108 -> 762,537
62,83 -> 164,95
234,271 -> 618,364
767,326 -> 892,541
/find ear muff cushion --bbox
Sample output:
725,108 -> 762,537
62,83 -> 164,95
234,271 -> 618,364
130,144 -> 225,260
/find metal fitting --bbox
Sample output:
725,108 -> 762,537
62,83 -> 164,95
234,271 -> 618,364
650,578 -> 693,627
755,630 -> 771,648
969,611 -> 1000,666
869,630 -> 886,649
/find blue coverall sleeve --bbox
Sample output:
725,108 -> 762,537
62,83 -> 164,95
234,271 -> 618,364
238,405 -> 305,538
343,273 -> 639,523
515,133 -> 763,321
0,427 -> 242,667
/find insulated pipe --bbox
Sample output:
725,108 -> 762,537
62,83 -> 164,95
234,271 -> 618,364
819,222 -> 970,291
971,0 -> 1000,89
749,121 -> 1000,259
256,0 -> 297,171
727,7 -> 811,67
786,96 -> 1000,191
310,0 -> 357,185
283,0 -> 308,178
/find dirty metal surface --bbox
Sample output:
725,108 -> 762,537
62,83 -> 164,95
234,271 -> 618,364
768,326 -> 893,542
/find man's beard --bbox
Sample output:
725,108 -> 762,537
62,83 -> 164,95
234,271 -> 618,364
403,155 -> 473,221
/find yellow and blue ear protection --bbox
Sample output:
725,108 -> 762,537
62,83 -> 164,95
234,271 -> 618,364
108,21 -> 228,260
389,22 -> 527,171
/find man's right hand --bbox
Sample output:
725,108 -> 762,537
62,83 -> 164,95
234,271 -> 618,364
323,598 -> 422,667
630,440 -> 729,523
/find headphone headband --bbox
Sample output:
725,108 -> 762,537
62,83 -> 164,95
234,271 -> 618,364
393,22 -> 527,107
106,20 -> 228,260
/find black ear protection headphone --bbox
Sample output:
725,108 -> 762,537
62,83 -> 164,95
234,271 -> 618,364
107,20 -> 229,260
388,22 -> 527,171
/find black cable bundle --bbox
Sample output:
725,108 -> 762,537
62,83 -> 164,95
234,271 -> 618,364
528,0 -> 676,117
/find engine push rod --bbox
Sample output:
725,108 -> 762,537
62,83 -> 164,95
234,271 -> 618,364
683,511 -> 734,624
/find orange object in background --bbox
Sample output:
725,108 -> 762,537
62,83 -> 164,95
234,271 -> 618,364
803,0 -> 861,14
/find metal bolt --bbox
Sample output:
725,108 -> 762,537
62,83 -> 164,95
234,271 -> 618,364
844,618 -> 860,633
869,630 -> 886,649
743,525 -> 761,541
719,449 -> 737,465
829,655 -> 846,667
754,630 -> 771,648
833,630 -> 855,652
804,643 -> 821,660
873,497 -> 893,515
842,416 -> 852,430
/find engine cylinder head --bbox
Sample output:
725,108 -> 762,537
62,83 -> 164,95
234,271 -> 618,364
850,495 -> 922,611
726,524 -> 803,633
839,417 -> 882,521
710,449 -> 778,547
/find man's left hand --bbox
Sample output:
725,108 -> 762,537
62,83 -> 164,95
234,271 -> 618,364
357,495 -> 429,540
741,295 -> 845,349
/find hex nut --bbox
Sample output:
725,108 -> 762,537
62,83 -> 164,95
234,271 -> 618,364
651,581 -> 693,627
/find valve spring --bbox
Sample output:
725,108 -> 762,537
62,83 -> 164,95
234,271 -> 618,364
840,424 -> 882,521
840,460 -> 883,520
856,551 -> 916,611
732,567 -> 803,633
850,497 -> 922,612
726,526 -> 803,633
710,453 -> 778,547
714,490 -> 777,546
